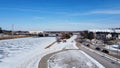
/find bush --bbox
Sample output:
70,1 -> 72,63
88,32 -> 94,40
61,33 -> 71,39
38,33 -> 44,37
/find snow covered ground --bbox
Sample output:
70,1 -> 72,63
50,35 -> 78,50
0,35 -> 77,68
0,37 -> 56,68
0,35 -> 104,68
48,50 -> 104,68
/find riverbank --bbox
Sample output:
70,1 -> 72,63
0,35 -> 32,40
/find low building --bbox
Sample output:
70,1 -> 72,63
14,31 -> 29,35
29,31 -> 44,34
118,35 -> 120,39
89,29 -> 120,40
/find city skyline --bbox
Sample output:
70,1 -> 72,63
0,0 -> 120,31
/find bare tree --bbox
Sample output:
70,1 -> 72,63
0,27 -> 3,33
88,32 -> 94,40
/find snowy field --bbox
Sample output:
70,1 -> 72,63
0,35 -> 104,68
48,50 -> 104,68
0,37 -> 56,68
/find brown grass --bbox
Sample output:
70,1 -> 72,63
0,35 -> 32,40
76,42 -> 81,47
45,41 -> 56,49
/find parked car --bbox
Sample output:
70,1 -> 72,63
95,47 -> 101,51
86,44 -> 90,47
102,49 -> 109,54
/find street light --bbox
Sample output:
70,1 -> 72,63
116,44 -> 119,62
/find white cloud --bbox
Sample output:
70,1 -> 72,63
90,10 -> 120,14
33,16 -> 45,20
0,7 -> 67,15
68,10 -> 120,16
0,7 -> 45,12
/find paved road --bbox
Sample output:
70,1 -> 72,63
77,44 -> 120,68
89,44 -> 120,59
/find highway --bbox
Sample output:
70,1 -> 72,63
77,44 -> 120,68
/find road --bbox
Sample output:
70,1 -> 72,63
89,44 -> 120,59
76,44 -> 120,68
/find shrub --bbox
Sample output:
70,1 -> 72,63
61,33 -> 71,39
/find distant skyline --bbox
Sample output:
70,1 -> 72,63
0,0 -> 120,31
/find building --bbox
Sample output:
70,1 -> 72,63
88,28 -> 120,40
29,31 -> 44,34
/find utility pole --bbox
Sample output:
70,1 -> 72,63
116,45 -> 119,62
12,24 -> 14,37
112,28 -> 119,63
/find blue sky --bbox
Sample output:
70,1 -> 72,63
0,0 -> 120,31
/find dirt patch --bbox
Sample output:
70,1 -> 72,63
45,41 -> 56,49
76,42 -> 81,47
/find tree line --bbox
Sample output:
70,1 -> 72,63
0,27 -> 3,33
